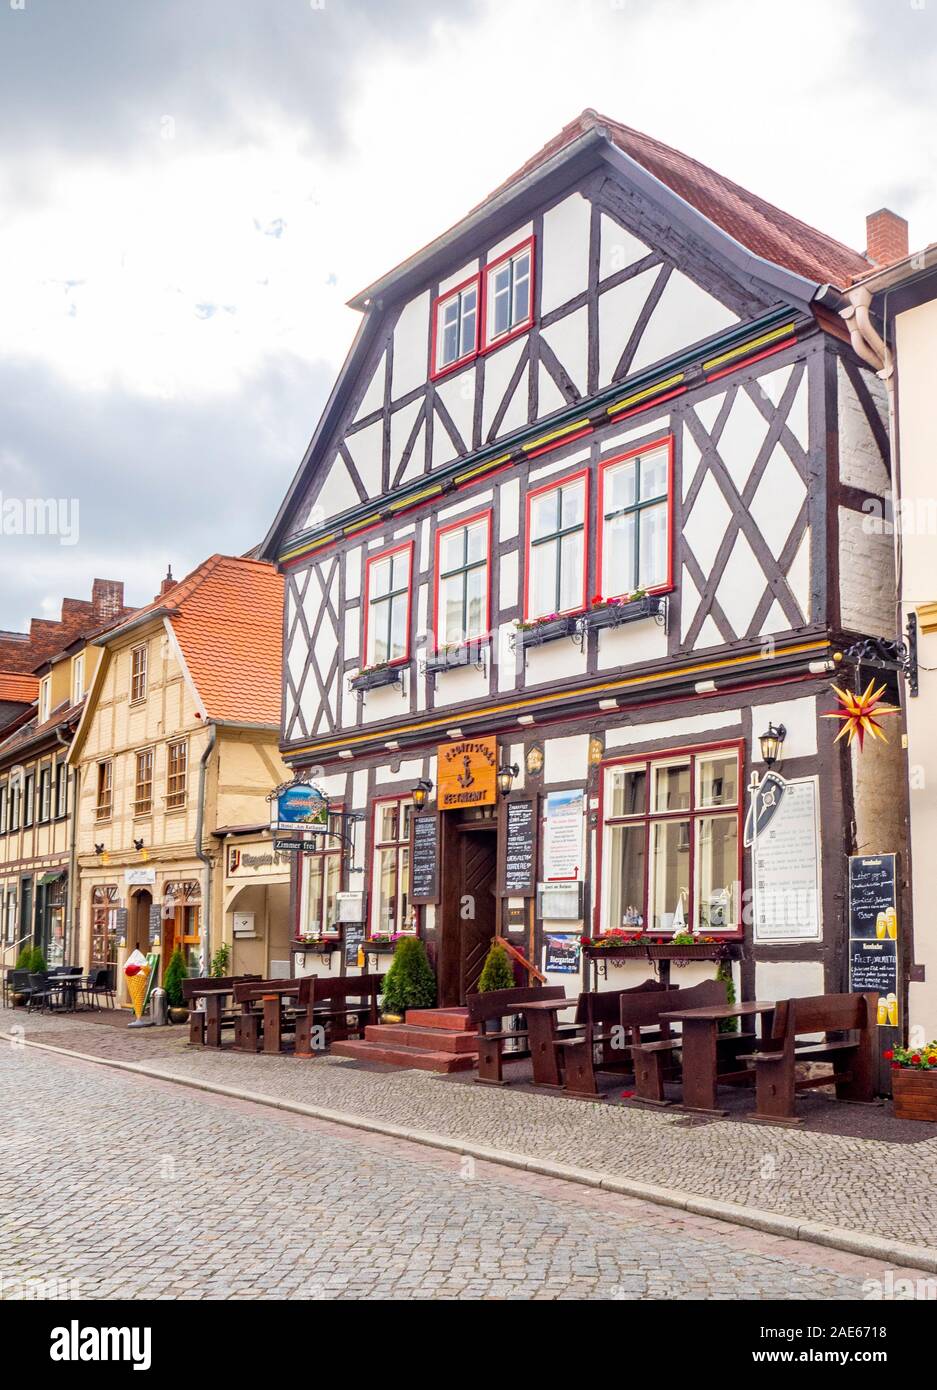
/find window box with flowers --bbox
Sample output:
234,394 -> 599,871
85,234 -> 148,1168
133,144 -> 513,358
363,932 -> 412,954
349,662 -> 404,693
514,613 -> 579,650
297,935 -> 339,955
423,637 -> 489,676
580,931 -> 736,961
888,1041 -> 937,1120
581,590 -> 666,633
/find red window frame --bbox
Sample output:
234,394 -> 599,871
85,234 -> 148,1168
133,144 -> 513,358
481,235 -> 535,353
594,739 -> 745,941
430,272 -> 481,380
293,805 -> 345,941
523,467 -> 590,621
431,508 -> 492,653
361,539 -> 414,669
596,435 -> 675,601
369,793 -> 417,937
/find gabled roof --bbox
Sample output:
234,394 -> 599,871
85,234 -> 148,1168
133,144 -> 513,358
95,554 -> 284,726
0,672 -> 39,704
491,111 -> 870,289
0,696 -> 83,765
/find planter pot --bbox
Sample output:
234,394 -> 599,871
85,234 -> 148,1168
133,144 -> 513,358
169,1006 -> 189,1025
381,1012 -> 403,1025
892,1067 -> 937,1120
349,665 -> 403,693
424,639 -> 489,675
516,616 -> 578,649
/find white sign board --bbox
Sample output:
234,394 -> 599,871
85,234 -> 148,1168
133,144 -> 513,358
543,789 -> 584,882
751,775 -> 822,942
125,868 -> 156,886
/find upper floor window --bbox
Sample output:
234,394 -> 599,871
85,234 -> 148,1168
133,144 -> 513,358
363,542 -> 412,668
23,772 -> 35,828
525,471 -> 588,620
432,276 -> 479,377
38,676 -> 51,725
483,238 -> 533,349
134,748 -> 153,816
600,745 -> 742,937
96,760 -> 113,821
38,766 -> 52,823
0,783 -> 7,835
598,439 -> 673,599
8,779 -> 20,833
71,652 -> 85,706
55,759 -> 68,818
130,644 -> 147,704
434,512 -> 490,650
166,740 -> 188,810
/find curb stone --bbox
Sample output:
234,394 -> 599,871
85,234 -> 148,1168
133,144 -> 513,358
6,1029 -> 937,1275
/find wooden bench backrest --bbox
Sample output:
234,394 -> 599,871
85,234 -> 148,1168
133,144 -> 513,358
619,978 -> 725,1030
234,976 -> 313,1005
466,985 -> 565,1026
772,992 -> 874,1040
575,979 -> 664,1026
181,974 -> 260,1001
313,974 -> 384,1002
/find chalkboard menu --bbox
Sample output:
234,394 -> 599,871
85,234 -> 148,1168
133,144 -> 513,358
344,921 -> 365,967
502,798 -> 536,896
848,854 -> 899,1027
148,904 -> 162,944
410,814 -> 439,904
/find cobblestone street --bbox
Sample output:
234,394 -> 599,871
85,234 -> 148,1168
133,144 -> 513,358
0,1043 -> 927,1300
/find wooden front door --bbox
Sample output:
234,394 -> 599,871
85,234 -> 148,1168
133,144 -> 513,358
457,827 -> 498,1003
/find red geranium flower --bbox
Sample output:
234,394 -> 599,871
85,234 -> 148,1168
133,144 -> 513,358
911,1054 -> 922,1065
891,1063 -> 901,1071
883,1049 -> 894,1060
929,1056 -> 937,1067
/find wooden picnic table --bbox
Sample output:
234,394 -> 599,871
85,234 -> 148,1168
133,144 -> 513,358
659,1000 -> 775,1114
523,996 -> 578,1087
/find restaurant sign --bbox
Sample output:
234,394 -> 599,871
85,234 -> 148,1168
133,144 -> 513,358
437,737 -> 497,809
270,781 -> 329,831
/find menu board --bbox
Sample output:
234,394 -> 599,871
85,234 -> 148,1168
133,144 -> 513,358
848,854 -> 899,1027
503,799 -> 536,896
344,921 -> 365,967
545,935 -> 580,975
148,904 -> 162,944
751,777 -> 821,942
543,789 -> 584,882
410,814 -> 439,904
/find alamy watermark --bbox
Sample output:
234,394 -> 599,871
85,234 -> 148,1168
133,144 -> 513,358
0,495 -> 79,546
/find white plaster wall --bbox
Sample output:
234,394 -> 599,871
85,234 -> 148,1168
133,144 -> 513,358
629,271 -> 737,376
749,696 -> 817,763
432,662 -> 490,707
837,359 -> 890,495
539,306 -> 589,398
838,507 -> 895,637
344,419 -> 383,497
595,619 -> 668,671
540,194 -> 591,314
599,213 -> 650,280
523,638 -> 587,685
755,959 -> 825,1004
605,709 -> 741,750
391,291 -> 431,400
499,478 -> 520,541
544,733 -> 589,784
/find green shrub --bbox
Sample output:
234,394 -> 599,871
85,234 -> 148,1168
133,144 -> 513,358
15,945 -> 33,970
478,941 -> 514,993
716,958 -> 737,1034
381,936 -> 436,1015
28,947 -> 47,974
163,946 -> 188,1009
210,943 -> 231,978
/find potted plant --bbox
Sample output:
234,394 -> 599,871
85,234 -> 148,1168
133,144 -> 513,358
380,936 -> 437,1022
478,941 -> 515,992
887,1041 -> 937,1120
513,612 -> 578,649
349,662 -> 404,692
162,946 -> 189,1024
210,943 -> 231,978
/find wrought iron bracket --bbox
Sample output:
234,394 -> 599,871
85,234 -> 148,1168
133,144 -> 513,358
840,613 -> 918,697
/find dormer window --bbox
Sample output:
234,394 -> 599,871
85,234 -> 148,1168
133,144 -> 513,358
71,652 -> 85,706
38,676 -> 51,724
432,276 -> 479,377
483,237 -> 534,349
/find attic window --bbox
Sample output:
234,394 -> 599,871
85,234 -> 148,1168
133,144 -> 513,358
431,275 -> 479,377
483,237 -> 534,349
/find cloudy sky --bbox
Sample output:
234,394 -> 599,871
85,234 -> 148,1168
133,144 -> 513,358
1,0 -> 934,631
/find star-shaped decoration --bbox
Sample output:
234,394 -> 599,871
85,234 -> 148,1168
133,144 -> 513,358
822,679 -> 900,750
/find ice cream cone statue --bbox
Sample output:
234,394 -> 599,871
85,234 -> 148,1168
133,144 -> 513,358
124,949 -> 151,1020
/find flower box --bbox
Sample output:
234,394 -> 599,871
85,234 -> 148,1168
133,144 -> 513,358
583,595 -> 665,632
891,1067 -> 937,1121
515,615 -> 578,649
424,639 -> 489,675
581,940 -> 740,962
349,664 -> 403,693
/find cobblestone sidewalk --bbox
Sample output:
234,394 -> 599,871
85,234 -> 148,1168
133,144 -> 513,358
1,1046 -> 923,1300
5,1006 -> 936,1256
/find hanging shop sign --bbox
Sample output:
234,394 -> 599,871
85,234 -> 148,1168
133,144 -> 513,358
270,781 -> 329,832
747,773 -> 821,943
543,789 -> 584,882
437,737 -> 497,808
848,854 -> 899,1027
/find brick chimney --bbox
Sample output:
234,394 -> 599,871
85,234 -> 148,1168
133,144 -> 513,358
158,565 -> 175,598
866,208 -> 909,267
91,579 -> 124,622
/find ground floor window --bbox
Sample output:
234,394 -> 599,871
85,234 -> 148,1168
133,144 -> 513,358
370,798 -> 414,935
601,744 -> 742,935
91,885 -> 120,980
299,812 -> 343,938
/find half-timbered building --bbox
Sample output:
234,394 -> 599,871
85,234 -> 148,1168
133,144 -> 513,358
262,111 -> 905,1011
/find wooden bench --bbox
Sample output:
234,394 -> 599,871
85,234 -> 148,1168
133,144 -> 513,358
467,986 -> 581,1085
182,975 -> 262,1046
294,974 -> 384,1057
233,976 -> 314,1054
740,991 -> 878,1123
627,979 -> 756,1104
552,980 -> 665,1098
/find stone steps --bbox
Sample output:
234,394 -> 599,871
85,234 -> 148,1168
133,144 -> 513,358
364,1022 -> 479,1054
330,1038 -> 476,1073
330,1005 -> 480,1073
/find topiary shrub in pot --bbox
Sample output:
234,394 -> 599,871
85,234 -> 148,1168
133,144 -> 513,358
15,945 -> 33,970
28,947 -> 47,974
380,936 -> 436,1021
478,941 -> 515,993
162,946 -> 189,1023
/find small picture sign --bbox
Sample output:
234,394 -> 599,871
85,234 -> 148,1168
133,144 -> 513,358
545,935 -> 580,975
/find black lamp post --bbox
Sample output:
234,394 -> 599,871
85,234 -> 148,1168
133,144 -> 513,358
412,778 -> 433,810
759,723 -> 786,769
496,762 -> 519,796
